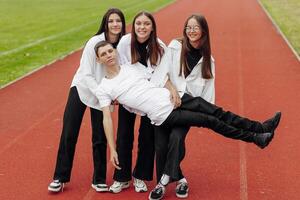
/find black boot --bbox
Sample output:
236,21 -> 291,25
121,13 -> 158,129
253,132 -> 274,149
263,112 -> 282,133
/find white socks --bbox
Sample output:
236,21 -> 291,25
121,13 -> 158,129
160,174 -> 170,186
178,177 -> 187,184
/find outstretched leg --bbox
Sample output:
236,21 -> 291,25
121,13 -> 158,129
180,94 -> 277,133
163,109 -> 275,149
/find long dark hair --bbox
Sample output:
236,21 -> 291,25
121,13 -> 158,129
180,14 -> 213,79
94,8 -> 126,43
130,11 -> 164,66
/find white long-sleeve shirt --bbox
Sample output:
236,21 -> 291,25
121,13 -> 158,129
71,33 -> 106,110
168,39 -> 215,104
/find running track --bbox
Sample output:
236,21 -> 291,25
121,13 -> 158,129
0,0 -> 299,199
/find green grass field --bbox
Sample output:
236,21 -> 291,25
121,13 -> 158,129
0,0 -> 175,88
260,0 -> 300,57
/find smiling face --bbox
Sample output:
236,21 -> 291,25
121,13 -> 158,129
107,13 -> 123,38
96,43 -> 117,67
185,17 -> 202,47
134,14 -> 153,43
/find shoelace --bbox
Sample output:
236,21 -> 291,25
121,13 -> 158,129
112,181 -> 121,187
154,186 -> 163,194
178,182 -> 187,191
135,179 -> 144,187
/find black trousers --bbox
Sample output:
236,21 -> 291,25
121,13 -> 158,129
155,125 -> 189,183
161,94 -> 267,141
53,87 -> 107,184
113,105 -> 155,182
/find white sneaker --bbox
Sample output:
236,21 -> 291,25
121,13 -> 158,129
109,181 -> 130,193
91,183 -> 109,192
175,181 -> 189,198
48,180 -> 64,192
133,178 -> 147,192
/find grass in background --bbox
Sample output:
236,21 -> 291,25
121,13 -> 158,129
260,0 -> 300,57
0,0 -> 175,88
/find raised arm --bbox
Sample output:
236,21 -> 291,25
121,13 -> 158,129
102,106 -> 121,170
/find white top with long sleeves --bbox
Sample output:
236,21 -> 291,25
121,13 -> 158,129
71,33 -> 106,110
96,64 -> 174,125
117,33 -> 169,87
168,39 -> 215,104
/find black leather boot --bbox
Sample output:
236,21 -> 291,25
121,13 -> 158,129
253,132 -> 274,149
263,112 -> 282,133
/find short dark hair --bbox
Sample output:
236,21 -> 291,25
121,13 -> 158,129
94,41 -> 112,57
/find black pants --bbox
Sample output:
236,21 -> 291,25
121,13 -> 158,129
113,105 -> 155,182
53,87 -> 107,184
155,125 -> 189,183
161,94 -> 267,142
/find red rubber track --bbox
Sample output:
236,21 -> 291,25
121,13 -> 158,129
0,0 -> 299,199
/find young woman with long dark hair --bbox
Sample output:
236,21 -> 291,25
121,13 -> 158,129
109,11 -> 179,194
48,8 -> 126,193
151,14 -> 278,200
152,13 -> 215,200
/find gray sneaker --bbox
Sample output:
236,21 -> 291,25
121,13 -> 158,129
48,180 -> 64,192
109,181 -> 130,193
133,178 -> 148,192
91,183 -> 109,192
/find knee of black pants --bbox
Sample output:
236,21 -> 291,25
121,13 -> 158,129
154,126 -> 170,158
169,128 -> 188,146
138,117 -> 154,147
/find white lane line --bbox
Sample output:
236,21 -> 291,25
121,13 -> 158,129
0,21 -> 96,57
257,0 -> 300,62
0,0 -> 160,57
237,19 -> 248,200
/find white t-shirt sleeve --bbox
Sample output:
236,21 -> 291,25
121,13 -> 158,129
95,85 -> 112,108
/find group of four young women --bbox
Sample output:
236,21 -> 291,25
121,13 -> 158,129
47,7 -> 280,200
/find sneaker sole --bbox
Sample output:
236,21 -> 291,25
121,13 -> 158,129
148,194 -> 164,200
176,193 -> 189,198
48,186 -> 63,192
109,183 -> 130,193
91,184 -> 109,192
135,187 -> 148,193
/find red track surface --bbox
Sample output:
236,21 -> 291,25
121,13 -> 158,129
1,0 -> 299,199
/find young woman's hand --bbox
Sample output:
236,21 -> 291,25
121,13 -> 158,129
110,150 -> 121,170
169,88 -> 181,108
111,100 -> 119,105
165,79 -> 181,108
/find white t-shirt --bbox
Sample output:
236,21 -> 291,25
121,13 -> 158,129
96,64 -> 174,125
71,33 -> 106,110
